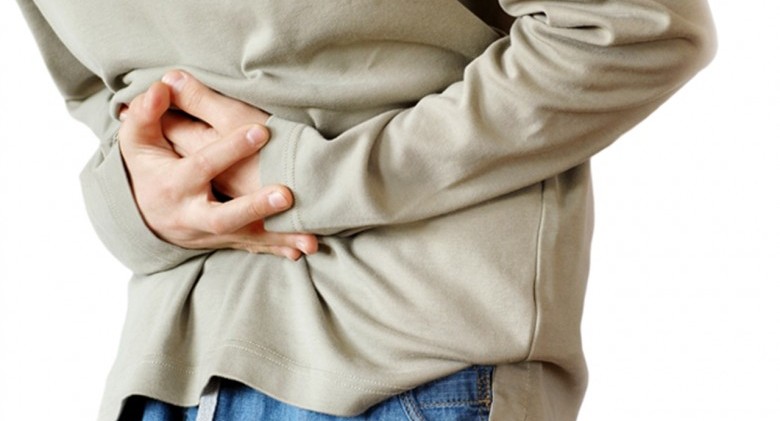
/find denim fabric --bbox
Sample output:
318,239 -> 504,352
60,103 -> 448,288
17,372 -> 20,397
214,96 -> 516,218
119,366 -> 493,421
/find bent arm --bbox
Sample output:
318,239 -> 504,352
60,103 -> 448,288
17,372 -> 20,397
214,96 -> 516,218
17,0 -> 208,274
260,0 -> 717,235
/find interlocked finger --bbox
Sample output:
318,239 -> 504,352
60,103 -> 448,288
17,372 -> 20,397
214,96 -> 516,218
182,124 -> 268,185
162,70 -> 258,130
161,111 -> 216,157
116,76 -> 317,261
119,83 -> 173,152
178,224 -> 311,261
189,186 -> 292,236
218,225 -> 316,259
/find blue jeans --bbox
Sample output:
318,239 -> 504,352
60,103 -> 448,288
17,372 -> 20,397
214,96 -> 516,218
119,366 -> 493,421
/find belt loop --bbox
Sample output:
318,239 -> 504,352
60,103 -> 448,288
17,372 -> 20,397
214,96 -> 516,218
196,378 -> 221,421
478,366 -> 494,409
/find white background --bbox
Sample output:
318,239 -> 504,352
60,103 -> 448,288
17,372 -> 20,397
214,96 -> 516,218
1,2 -> 778,420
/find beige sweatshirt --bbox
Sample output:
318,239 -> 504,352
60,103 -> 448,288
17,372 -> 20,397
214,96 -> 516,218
17,0 -> 716,420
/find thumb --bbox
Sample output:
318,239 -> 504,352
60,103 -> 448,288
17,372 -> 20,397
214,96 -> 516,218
119,82 -> 173,152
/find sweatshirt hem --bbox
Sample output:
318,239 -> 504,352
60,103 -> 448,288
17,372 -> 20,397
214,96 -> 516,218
99,339 -> 410,421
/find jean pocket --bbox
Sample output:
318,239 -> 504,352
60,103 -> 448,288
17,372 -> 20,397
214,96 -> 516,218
398,366 -> 493,421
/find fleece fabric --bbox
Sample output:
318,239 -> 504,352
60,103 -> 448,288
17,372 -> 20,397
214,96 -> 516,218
17,0 -> 715,419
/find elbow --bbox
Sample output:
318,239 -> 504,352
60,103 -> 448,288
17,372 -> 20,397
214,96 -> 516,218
683,1 -> 718,75
670,0 -> 718,81
636,1 -> 717,99
696,15 -> 718,71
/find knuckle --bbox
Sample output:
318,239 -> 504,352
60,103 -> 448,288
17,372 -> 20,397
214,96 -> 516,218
247,197 -> 269,219
184,86 -> 205,111
205,214 -> 229,235
242,245 -> 260,254
215,104 -> 246,129
190,153 -> 215,177
128,95 -> 144,112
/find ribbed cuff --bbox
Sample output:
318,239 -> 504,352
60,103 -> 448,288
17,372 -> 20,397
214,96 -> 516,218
261,116 -> 306,233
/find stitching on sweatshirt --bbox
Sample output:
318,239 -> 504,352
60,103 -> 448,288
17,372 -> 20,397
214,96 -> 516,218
138,359 -> 197,374
286,124 -> 306,232
135,338 -> 411,395
223,343 -> 399,395
226,339 -> 408,391
135,350 -> 396,396
527,180 -> 546,360
139,346 -> 405,391
229,337 -> 429,380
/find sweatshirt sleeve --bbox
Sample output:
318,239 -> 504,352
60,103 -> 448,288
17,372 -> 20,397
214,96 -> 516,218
17,0 -> 208,275
260,0 -> 717,235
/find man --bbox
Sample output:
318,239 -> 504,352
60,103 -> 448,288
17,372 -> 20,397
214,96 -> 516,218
18,0 -> 715,419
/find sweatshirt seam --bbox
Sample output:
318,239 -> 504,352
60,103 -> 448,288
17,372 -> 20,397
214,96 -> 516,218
138,338 -> 414,390
130,340 -> 408,396
223,341 -> 404,394
131,357 -> 393,396
527,179 -> 546,360
284,122 -> 307,232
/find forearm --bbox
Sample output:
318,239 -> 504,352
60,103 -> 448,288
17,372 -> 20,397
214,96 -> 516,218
261,0 -> 717,235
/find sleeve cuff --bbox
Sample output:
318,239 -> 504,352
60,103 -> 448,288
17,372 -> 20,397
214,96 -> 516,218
80,144 -> 206,275
261,115 -> 307,233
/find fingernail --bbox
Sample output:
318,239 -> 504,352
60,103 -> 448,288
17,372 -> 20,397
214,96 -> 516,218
296,240 -> 307,252
246,126 -> 265,146
268,191 -> 289,209
162,71 -> 185,92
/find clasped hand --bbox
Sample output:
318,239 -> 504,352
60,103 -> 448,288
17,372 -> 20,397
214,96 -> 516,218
118,71 -> 317,260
